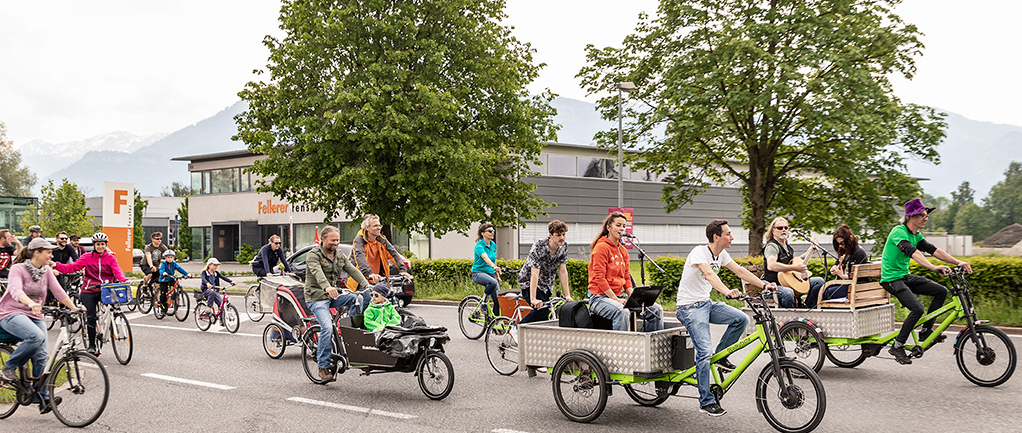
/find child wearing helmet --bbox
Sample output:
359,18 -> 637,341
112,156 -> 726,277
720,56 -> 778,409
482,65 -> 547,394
200,258 -> 235,318
157,249 -> 188,315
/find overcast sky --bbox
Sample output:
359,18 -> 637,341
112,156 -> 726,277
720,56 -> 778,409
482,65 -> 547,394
2,0 -> 1020,146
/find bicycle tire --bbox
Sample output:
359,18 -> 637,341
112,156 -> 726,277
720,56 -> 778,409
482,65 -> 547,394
246,285 -> 265,322
48,351 -> 110,428
125,283 -> 138,312
755,360 -> 827,433
137,284 -> 153,314
153,297 -> 166,319
417,351 -> 454,400
262,323 -> 286,359
300,327 -> 335,384
458,296 -> 486,340
778,321 -> 826,372
825,344 -> 868,368
0,346 -> 20,418
194,305 -> 212,331
174,290 -> 190,322
955,325 -> 1017,387
623,382 -> 670,407
552,350 -> 609,423
484,317 -> 519,376
110,313 -> 133,365
223,304 -> 240,334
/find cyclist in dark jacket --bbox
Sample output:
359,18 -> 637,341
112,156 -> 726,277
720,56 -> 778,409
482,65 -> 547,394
251,235 -> 292,277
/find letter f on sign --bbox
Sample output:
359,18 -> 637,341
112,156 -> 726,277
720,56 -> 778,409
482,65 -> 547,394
114,190 -> 128,214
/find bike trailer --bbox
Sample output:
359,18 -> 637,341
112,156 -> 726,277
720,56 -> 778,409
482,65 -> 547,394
100,282 -> 132,305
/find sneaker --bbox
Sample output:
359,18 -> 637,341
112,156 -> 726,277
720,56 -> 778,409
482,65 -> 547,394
1,368 -> 17,382
318,368 -> 335,382
715,357 -> 736,371
919,329 -> 947,344
700,402 -> 727,417
889,345 -> 912,365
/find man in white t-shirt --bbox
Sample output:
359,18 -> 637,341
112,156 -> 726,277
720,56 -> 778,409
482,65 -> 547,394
675,219 -> 776,417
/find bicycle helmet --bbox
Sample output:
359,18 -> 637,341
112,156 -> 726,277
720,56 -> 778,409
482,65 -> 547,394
91,232 -> 109,243
163,249 -> 177,258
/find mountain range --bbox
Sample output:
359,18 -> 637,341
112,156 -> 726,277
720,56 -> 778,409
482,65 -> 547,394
13,98 -> 1021,200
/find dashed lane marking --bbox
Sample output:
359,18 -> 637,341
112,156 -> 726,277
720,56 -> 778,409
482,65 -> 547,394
287,397 -> 417,419
142,373 -> 235,390
131,322 -> 261,337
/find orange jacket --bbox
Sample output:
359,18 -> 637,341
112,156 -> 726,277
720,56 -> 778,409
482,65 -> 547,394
588,236 -> 631,297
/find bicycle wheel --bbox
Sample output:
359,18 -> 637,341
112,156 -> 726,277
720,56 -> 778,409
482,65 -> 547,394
484,317 -> 519,376
779,321 -> 826,373
263,323 -> 286,359
955,325 -> 1017,387
623,382 -> 669,407
137,284 -> 153,314
458,296 -> 486,340
825,344 -> 868,368
246,285 -> 265,322
174,290 -> 190,322
48,351 -> 110,428
417,351 -> 454,400
755,360 -> 827,433
110,313 -> 133,365
300,327 -> 334,384
552,350 -> 609,423
125,283 -> 138,312
194,305 -> 212,331
223,304 -> 240,334
0,346 -> 20,418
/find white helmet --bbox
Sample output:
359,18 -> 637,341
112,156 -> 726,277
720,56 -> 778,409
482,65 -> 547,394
163,249 -> 177,258
91,232 -> 109,243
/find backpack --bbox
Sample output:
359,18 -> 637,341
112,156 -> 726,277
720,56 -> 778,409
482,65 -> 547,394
558,301 -> 593,328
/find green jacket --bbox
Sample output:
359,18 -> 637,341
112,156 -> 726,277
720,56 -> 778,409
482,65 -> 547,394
305,245 -> 370,303
363,301 -> 401,331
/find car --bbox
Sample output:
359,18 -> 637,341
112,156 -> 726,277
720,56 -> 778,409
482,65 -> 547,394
285,243 -> 415,307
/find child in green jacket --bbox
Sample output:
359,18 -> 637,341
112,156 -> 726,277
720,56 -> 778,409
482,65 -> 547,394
364,284 -> 400,331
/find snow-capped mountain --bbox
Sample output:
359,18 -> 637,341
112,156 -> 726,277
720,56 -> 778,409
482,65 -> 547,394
19,131 -> 167,179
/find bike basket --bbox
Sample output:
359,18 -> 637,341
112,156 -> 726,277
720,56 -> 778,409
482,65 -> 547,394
100,282 -> 132,305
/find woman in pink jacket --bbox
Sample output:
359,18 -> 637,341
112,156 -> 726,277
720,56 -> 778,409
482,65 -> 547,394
53,232 -> 128,355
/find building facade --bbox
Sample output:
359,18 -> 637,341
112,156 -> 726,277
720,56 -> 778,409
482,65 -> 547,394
0,196 -> 38,234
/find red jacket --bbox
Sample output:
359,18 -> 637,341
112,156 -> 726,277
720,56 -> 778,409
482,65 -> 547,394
588,236 -> 631,297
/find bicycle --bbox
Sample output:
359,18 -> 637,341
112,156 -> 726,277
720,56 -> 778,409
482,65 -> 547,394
46,272 -> 82,330
134,275 -> 157,314
153,276 -> 191,322
83,283 -> 134,365
193,285 -> 240,333
779,266 -> 1017,387
457,267 -> 516,340
485,294 -> 565,375
0,306 -> 110,427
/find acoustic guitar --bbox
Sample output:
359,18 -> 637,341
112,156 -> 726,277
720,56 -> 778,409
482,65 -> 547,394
777,244 -> 817,295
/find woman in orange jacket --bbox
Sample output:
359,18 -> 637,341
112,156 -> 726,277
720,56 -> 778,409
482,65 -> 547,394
587,212 -> 663,331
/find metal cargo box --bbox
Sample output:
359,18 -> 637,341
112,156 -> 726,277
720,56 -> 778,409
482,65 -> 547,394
519,320 -> 689,376
743,303 -> 895,339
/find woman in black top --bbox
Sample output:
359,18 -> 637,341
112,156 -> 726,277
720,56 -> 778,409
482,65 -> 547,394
805,224 -> 869,308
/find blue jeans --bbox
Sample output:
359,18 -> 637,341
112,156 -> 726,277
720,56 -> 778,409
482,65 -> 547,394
676,301 -> 751,407
471,272 -> 500,315
0,314 -> 50,399
203,289 -> 222,308
773,277 -> 823,308
307,294 -> 357,369
589,295 -> 664,331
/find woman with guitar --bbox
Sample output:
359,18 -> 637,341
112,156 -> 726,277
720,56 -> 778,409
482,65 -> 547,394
804,224 -> 870,308
762,217 -> 823,308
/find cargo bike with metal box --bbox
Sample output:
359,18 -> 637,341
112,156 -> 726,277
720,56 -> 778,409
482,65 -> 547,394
519,292 -> 827,433
769,265 -> 1016,387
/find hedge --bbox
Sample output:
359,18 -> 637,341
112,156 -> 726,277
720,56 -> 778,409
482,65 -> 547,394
410,258 -> 591,300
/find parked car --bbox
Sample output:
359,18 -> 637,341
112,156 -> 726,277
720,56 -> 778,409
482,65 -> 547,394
285,243 -> 415,306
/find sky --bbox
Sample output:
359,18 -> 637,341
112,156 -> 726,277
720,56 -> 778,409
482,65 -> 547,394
2,0 -> 1021,146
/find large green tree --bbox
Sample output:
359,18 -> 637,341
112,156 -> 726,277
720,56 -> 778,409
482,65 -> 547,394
19,179 -> 95,237
984,161 -> 1022,230
0,122 -> 38,197
578,0 -> 945,251
236,0 -> 557,234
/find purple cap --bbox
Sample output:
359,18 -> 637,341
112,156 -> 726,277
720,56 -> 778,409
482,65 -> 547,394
904,198 -> 936,217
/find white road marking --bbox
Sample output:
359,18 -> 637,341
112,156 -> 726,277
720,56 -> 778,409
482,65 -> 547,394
142,373 -> 235,390
287,397 -> 417,419
131,323 -> 261,337
493,429 -> 531,433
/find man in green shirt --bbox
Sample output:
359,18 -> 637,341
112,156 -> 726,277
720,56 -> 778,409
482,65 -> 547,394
881,198 -> 973,365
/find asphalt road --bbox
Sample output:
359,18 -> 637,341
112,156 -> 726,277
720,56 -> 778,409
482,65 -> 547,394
4,300 -> 1020,433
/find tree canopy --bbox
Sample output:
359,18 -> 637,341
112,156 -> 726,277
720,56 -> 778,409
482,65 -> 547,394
985,161 -> 1022,230
0,122 -> 37,197
578,0 -> 945,251
235,0 -> 557,235
134,190 -> 148,249
19,179 -> 95,237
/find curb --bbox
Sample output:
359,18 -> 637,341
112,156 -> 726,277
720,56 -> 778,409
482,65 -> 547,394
896,322 -> 1022,336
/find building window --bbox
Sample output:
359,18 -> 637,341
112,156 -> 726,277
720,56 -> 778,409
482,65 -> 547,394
546,154 -> 576,176
579,158 -> 617,179
210,169 -> 239,194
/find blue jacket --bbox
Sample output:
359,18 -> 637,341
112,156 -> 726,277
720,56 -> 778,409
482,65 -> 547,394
201,270 -> 233,291
252,244 -> 292,274
158,261 -> 188,283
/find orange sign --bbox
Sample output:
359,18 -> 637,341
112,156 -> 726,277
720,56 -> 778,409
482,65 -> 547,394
103,182 -> 134,273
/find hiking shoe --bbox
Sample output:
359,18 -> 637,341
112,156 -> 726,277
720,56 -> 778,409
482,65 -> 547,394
700,402 -> 726,417
1,368 -> 17,382
889,346 -> 912,365
318,368 -> 335,382
919,329 -> 947,344
716,357 -> 736,371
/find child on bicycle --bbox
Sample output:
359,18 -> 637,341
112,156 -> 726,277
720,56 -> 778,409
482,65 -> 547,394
200,258 -> 235,317
363,283 -> 400,331
157,250 -> 188,313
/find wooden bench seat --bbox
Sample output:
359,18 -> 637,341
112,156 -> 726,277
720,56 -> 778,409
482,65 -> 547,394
816,262 -> 889,310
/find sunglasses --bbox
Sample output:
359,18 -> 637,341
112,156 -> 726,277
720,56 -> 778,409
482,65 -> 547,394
272,242 -> 281,245
775,226 -> 789,231
58,237 -> 68,240
485,229 -> 495,233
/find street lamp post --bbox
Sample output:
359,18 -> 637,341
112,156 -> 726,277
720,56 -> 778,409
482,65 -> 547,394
616,81 -> 636,209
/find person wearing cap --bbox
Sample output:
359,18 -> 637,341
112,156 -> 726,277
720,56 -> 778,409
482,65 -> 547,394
69,234 -> 86,257
53,232 -> 128,355
0,238 -> 80,413
363,283 -> 401,331
22,225 -> 42,247
199,258 -> 235,319
881,198 -> 973,365
156,249 -> 188,315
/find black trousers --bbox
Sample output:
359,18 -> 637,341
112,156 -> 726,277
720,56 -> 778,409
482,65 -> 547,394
79,291 -> 101,349
519,288 -> 551,324
882,274 -> 948,344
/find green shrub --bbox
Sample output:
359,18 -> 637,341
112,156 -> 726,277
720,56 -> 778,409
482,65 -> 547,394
236,244 -> 257,263
410,257 -> 591,300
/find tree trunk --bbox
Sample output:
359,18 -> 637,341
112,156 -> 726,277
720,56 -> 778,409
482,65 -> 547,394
747,150 -> 772,255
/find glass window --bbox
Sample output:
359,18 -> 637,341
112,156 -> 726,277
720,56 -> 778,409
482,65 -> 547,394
210,169 -> 239,194
191,172 -> 203,195
579,158 -> 616,179
201,172 -> 211,194
545,154 -> 576,176
527,154 -> 546,176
